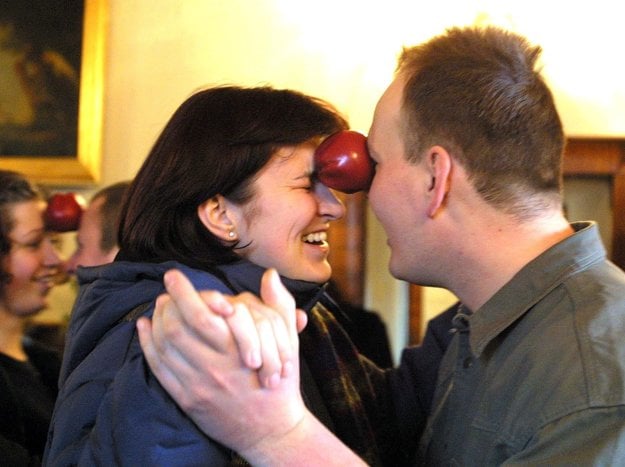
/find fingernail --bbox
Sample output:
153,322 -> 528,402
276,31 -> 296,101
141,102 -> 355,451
248,350 -> 261,369
163,270 -> 175,287
269,268 -> 281,286
218,297 -> 235,315
265,372 -> 280,389
282,360 -> 294,378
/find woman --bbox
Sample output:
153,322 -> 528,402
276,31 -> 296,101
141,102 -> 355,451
0,170 -> 64,466
44,86 -> 403,466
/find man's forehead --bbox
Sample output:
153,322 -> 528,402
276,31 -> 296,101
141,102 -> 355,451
370,77 -> 404,138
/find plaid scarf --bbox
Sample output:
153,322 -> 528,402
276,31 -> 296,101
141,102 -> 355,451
299,300 -> 386,465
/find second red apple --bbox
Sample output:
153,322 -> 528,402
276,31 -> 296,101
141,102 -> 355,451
45,192 -> 86,232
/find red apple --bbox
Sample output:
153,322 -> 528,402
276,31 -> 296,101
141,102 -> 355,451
314,130 -> 374,194
45,192 -> 86,232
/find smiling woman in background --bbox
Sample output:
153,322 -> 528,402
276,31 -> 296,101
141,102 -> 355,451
0,170 -> 64,466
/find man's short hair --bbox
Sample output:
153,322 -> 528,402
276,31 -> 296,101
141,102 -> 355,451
92,181 -> 131,252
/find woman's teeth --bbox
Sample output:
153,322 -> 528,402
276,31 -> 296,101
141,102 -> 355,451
303,232 -> 327,244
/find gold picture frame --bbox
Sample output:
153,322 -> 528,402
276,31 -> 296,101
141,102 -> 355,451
0,0 -> 106,185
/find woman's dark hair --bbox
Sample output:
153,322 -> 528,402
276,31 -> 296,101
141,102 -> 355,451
0,170 -> 41,291
118,85 -> 348,270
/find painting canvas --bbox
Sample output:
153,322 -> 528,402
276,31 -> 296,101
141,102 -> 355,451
0,0 -> 104,185
0,0 -> 84,156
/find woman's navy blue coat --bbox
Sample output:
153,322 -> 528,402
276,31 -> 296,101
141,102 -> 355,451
43,261 -> 240,466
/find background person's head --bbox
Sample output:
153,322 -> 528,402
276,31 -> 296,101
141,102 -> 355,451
65,181 -> 130,273
0,170 -> 63,318
119,85 -> 348,283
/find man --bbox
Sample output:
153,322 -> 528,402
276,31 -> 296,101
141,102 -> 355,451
137,26 -> 625,465
65,181 -> 130,272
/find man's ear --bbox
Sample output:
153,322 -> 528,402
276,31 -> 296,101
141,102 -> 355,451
197,195 -> 236,241
426,146 -> 452,218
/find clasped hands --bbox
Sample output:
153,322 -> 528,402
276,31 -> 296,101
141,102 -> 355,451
135,268 -> 308,454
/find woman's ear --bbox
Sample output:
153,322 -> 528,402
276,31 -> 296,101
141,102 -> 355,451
197,195 -> 237,241
426,146 -> 452,218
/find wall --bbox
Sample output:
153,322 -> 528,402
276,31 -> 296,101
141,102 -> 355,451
51,0 -> 625,360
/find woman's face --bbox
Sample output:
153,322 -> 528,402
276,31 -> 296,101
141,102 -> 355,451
0,200 -> 63,317
233,142 -> 345,283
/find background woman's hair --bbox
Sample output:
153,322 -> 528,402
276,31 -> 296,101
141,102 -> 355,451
0,170 -> 41,292
118,85 -> 348,270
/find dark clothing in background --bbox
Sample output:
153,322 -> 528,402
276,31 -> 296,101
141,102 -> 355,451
386,302 -> 458,462
0,339 -> 60,466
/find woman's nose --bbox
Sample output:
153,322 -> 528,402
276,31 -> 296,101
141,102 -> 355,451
42,237 -> 70,284
316,184 -> 345,221
42,236 -> 62,267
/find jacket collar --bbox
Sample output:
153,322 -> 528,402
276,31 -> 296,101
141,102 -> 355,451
216,260 -> 326,312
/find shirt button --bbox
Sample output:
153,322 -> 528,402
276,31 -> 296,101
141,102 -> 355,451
463,357 -> 473,369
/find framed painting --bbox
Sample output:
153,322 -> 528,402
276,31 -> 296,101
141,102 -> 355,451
0,0 -> 106,185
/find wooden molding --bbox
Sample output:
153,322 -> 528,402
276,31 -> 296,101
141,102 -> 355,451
564,138 -> 625,270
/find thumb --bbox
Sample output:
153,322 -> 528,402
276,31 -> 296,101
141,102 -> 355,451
260,268 -> 298,344
296,309 -> 308,333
